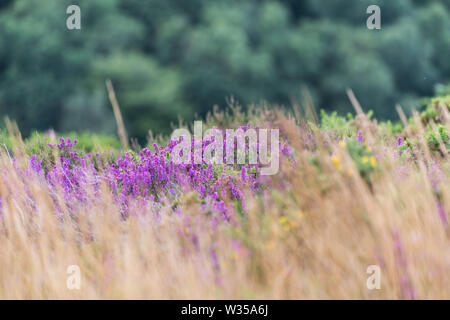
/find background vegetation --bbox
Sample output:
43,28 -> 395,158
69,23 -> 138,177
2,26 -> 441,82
0,0 -> 450,141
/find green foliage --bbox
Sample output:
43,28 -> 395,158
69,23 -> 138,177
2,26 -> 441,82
320,109 -> 355,137
398,137 -> 413,155
0,0 -> 450,141
0,129 -> 12,153
0,0 -> 143,136
345,137 -> 379,182
379,120 -> 404,135
426,124 -> 450,151
421,105 -> 440,122
421,95 -> 450,124
92,52 -> 192,136
0,129 -> 120,158
62,131 -> 121,154
307,0 -> 413,25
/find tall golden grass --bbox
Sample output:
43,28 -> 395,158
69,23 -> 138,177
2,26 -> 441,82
0,102 -> 448,299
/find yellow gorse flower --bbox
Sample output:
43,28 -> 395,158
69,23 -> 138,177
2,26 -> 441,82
279,216 -> 288,224
332,155 -> 342,171
279,216 -> 300,232
280,217 -> 291,231
362,156 -> 369,164
339,140 -> 346,148
370,156 -> 378,167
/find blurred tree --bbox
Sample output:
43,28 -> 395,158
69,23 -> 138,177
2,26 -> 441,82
0,0 -> 13,9
306,0 -> 414,25
418,3 -> 450,77
378,18 -> 437,95
92,52 -> 191,137
0,0 -> 449,139
0,0 -> 142,135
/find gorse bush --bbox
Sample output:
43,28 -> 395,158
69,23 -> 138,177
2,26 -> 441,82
421,95 -> 450,124
426,124 -> 450,151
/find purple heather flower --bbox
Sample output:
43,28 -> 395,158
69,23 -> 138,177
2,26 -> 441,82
357,131 -> 364,145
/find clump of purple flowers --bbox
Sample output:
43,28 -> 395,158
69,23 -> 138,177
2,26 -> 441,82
27,128 -> 292,220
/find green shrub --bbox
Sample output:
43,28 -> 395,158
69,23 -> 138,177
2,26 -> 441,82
421,95 -> 450,124
320,109 -> 355,137
426,124 -> 450,151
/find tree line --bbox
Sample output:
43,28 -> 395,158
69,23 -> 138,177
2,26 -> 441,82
0,0 -> 449,140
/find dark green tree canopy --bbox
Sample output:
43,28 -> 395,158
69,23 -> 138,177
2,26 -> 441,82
0,0 -> 449,140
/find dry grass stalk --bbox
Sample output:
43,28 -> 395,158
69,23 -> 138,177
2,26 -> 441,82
106,79 -> 129,150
